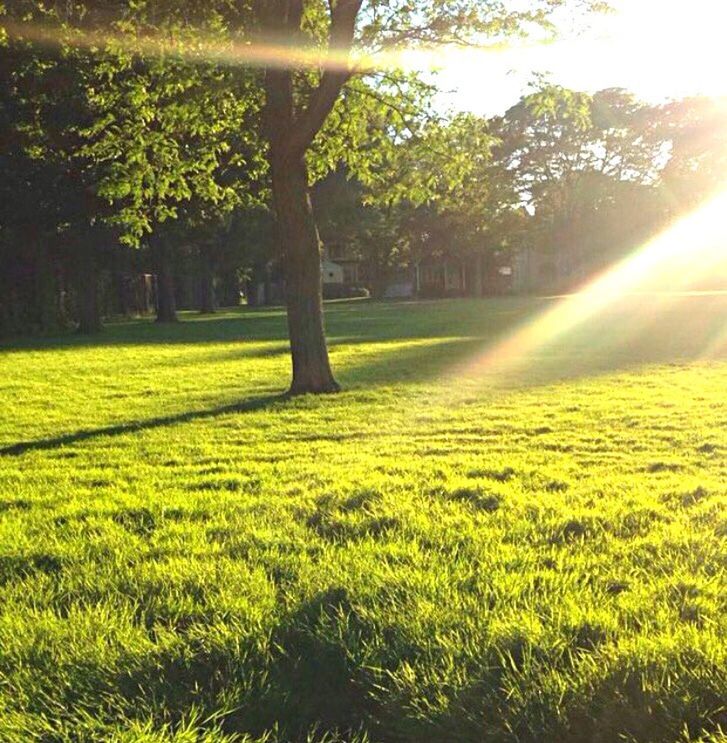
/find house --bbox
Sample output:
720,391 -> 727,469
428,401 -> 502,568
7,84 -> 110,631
246,247 -> 367,306
326,242 -> 363,285
321,258 -> 344,286
413,253 -> 514,297
247,245 -> 519,307
414,257 -> 467,296
320,245 -> 369,299
383,271 -> 416,299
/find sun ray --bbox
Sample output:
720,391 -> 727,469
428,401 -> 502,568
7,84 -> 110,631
1,19 -> 518,76
454,188 -> 727,381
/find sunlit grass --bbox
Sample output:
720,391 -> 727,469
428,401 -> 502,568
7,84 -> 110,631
0,297 -> 725,742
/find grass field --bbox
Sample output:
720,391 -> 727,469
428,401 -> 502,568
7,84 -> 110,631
1,296 -> 726,742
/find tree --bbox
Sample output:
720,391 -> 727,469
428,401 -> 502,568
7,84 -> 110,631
0,43 -> 63,334
493,83 -> 665,286
403,114 -> 520,295
78,47 -> 265,323
255,1 -> 607,393
2,3 -> 267,326
656,96 -> 727,214
3,1 -> 606,379
0,30 -> 113,334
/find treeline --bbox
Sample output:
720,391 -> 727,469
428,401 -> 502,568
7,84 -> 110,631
1,12 -> 269,335
2,6 -> 726,340
315,89 -> 727,298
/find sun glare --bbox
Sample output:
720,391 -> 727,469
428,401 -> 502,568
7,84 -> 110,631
458,187 -> 727,379
6,0 -> 727,111
437,0 -> 727,114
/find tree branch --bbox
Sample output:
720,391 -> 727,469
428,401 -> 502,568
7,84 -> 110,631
286,0 -> 363,158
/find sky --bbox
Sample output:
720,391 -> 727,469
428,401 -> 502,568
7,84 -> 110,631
433,0 -> 727,115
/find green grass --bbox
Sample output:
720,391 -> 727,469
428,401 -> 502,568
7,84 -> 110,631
1,296 -> 725,742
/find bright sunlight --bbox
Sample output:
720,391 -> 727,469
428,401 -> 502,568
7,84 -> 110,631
460,187 -> 727,381
1,1 -> 725,741
438,0 -> 727,114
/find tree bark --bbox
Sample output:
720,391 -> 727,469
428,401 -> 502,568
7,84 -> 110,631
112,246 -> 131,317
154,237 -> 178,323
271,151 -> 339,394
264,63 -> 340,391
114,270 -> 130,317
77,237 -> 102,334
31,233 -> 59,332
259,0 -> 362,395
198,252 -> 217,314
472,253 -> 484,298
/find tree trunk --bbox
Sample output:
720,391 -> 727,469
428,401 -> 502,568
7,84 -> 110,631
112,246 -> 131,317
154,238 -> 178,323
198,252 -> 217,314
472,254 -> 484,298
77,239 -> 102,334
271,153 -> 339,395
32,235 -> 59,332
369,256 -> 387,299
263,263 -> 273,306
261,0 -> 362,394
114,270 -> 130,317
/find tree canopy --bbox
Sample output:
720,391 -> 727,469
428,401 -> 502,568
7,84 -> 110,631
2,1 -> 724,383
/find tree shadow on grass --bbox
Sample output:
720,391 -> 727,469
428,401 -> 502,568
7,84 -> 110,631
235,586 -> 379,739
336,337 -> 485,389
0,310 -> 290,353
0,298 -> 543,353
336,322 -> 725,392
0,339 -> 479,460
112,585 -> 380,741
3,327 -> 719,459
3,296 -> 724,458
3,295 -> 725,366
0,393 -> 286,457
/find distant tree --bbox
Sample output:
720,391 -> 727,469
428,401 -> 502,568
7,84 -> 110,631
493,83 -> 665,284
313,172 -> 407,298
311,112 -> 500,297
655,96 -> 727,213
0,44 -> 62,334
78,51 -> 266,323
2,4 -> 268,326
0,35 -> 113,334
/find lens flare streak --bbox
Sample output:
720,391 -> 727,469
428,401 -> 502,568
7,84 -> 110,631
1,20 -> 512,76
458,188 -> 727,378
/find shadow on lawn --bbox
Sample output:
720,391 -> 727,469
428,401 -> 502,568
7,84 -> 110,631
3,295 -> 725,360
3,296 -> 724,458
0,308 -> 291,352
337,324 -> 724,391
0,338 -> 479,458
3,325 -> 722,458
0,393 -> 285,457
0,298 -> 544,353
